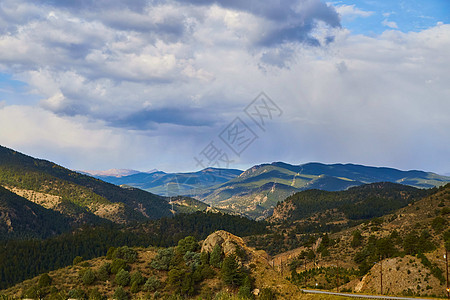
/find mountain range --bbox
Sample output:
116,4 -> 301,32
0,145 -> 213,239
93,161 -> 450,219
1,145 -> 449,298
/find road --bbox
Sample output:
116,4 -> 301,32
301,289 -> 437,300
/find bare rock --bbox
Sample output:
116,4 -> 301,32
201,230 -> 247,256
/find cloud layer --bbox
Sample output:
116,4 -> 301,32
0,0 -> 449,174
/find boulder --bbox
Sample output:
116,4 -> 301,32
201,230 -> 247,256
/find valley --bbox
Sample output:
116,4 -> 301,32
0,145 -> 449,299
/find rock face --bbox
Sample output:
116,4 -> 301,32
201,230 -> 247,256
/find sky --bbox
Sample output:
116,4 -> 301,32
0,0 -> 449,174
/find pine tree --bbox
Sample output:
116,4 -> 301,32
115,269 -> 130,286
221,254 -> 242,287
209,244 -> 223,268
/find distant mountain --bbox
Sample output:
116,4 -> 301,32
96,168 -> 243,197
0,145 -> 212,231
80,169 -> 146,178
198,162 -> 450,219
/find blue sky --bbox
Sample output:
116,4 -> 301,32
0,0 -> 449,174
335,0 -> 450,34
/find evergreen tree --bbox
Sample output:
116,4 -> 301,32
38,273 -> 52,288
110,259 -> 128,274
177,236 -> 199,254
130,271 -> 145,286
209,244 -> 223,268
82,269 -> 96,285
221,254 -> 242,287
97,263 -> 110,281
143,276 -> 160,292
115,269 -> 130,286
130,281 -> 140,294
113,286 -> 128,300
351,230 -> 362,248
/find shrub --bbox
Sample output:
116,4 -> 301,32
431,216 -> 448,233
110,258 -> 128,274
38,273 -> 52,288
82,268 -> 96,285
73,256 -> 83,265
113,286 -> 128,300
112,246 -> 137,263
351,230 -> 363,248
130,271 -> 145,286
115,269 -> 130,286
106,247 -> 116,260
177,236 -> 199,254
97,263 -> 111,281
88,288 -> 105,300
259,287 -> 276,300
150,247 -> 175,271
143,276 -> 160,292
130,281 -> 140,293
68,288 -> 86,299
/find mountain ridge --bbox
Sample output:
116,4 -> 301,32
0,145 -> 215,233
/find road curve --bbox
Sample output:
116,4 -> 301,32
301,289 -> 437,300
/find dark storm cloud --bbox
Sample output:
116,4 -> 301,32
42,0 -> 149,12
175,0 -> 341,46
110,107 -> 219,130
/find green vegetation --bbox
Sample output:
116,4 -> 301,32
0,211 -> 267,289
277,182 -> 430,222
0,145 -> 172,225
0,186 -> 72,240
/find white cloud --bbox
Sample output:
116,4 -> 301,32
0,0 -> 449,174
335,4 -> 374,20
382,19 -> 399,29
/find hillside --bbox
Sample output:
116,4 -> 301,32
0,211 -> 268,290
1,183 -> 448,298
270,182 -> 430,223
0,231 -> 328,300
0,145 -> 218,228
199,162 -> 450,219
0,186 -> 74,239
249,183 -> 450,298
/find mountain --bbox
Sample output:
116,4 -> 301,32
0,145 -> 211,228
0,186 -> 74,239
80,169 -> 144,178
253,183 -> 450,297
198,162 -> 450,219
95,168 -> 243,197
270,182 -> 431,223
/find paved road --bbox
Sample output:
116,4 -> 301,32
301,289 -> 437,300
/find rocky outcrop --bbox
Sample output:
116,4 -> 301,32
201,230 -> 247,256
269,200 -> 296,222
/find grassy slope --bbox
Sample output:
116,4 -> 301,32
266,183 -> 450,297
0,145 -> 173,223
0,186 -> 74,239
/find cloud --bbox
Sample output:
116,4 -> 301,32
382,19 -> 398,29
335,4 -> 374,20
0,0 -> 342,129
109,107 -> 220,130
0,0 -> 449,175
